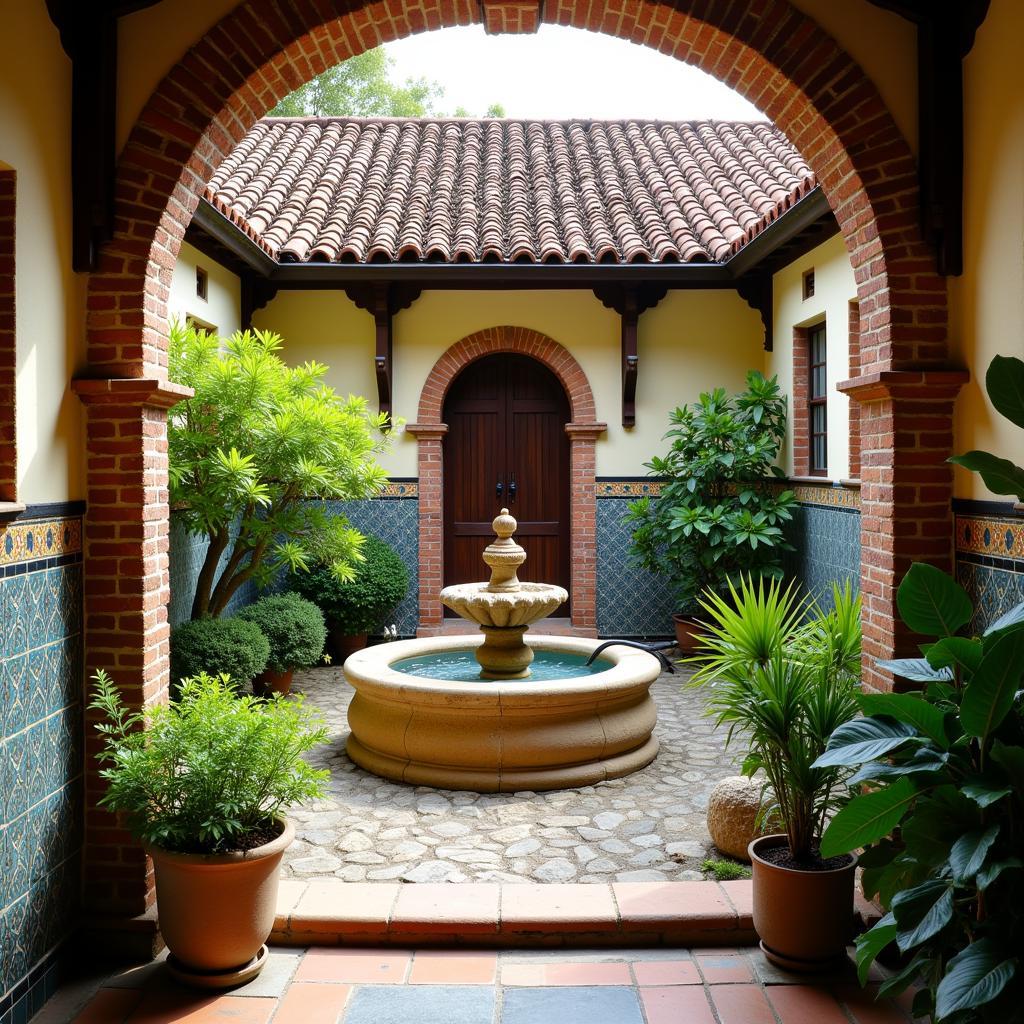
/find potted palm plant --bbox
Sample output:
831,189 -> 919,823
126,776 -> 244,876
625,371 -> 796,651
688,575 -> 861,970
90,670 -> 328,988
239,592 -> 327,696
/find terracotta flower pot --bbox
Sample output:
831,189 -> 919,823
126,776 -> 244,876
672,613 -> 704,653
329,627 -> 368,662
253,668 -> 294,698
748,833 -> 857,972
147,817 -> 295,988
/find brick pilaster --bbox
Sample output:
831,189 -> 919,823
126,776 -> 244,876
848,302 -> 862,479
565,423 -> 605,632
791,326 -> 810,478
407,424 -> 447,630
0,171 -> 15,502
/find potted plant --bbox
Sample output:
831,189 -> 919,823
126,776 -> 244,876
90,671 -> 328,988
626,371 -> 796,651
170,615 -> 270,690
689,575 -> 862,970
290,534 -> 409,659
239,593 -> 327,696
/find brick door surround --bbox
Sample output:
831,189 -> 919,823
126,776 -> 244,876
409,326 -> 605,633
77,0 -> 965,926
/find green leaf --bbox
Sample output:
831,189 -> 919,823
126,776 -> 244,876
925,637 -> 984,675
960,627 -> 1024,742
876,657 -> 953,683
857,692 -> 949,746
950,451 -> 1024,500
960,778 -> 1013,808
892,879 -> 954,951
813,717 -> 918,768
855,913 -> 896,986
896,563 -> 974,637
991,741 -> 1024,793
978,857 -> 1023,891
949,825 -> 1000,882
935,939 -> 1017,1019
820,777 -> 917,857
985,353 -> 1024,430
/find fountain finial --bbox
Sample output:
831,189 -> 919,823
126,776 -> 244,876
482,508 -> 525,592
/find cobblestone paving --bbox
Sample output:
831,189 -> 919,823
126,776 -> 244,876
283,664 -> 737,884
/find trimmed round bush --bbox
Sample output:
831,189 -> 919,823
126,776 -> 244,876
238,593 -> 326,673
291,535 -> 409,636
171,616 -> 270,686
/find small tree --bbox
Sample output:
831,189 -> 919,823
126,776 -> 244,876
169,323 -> 390,618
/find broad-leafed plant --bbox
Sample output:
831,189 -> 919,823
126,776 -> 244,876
626,371 -> 796,614
90,670 -> 329,854
169,323 -> 391,618
688,575 -> 861,861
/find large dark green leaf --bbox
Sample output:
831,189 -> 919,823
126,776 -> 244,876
960,778 -> 1013,808
896,563 -> 974,637
855,913 -> 896,986
978,857 -> 1023,891
901,787 -> 980,867
813,717 -> 918,768
992,741 -> 1024,793
983,600 -> 1024,637
925,637 -> 984,676
960,628 -> 1024,742
935,939 -> 1017,1019
857,692 -> 950,746
820,777 -> 917,857
892,879 -> 955,951
876,657 -> 954,683
949,825 -> 1000,882
985,353 -> 1024,429
849,751 -> 948,786
950,451 -> 1024,500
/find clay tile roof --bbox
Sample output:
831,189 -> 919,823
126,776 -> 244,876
204,117 -> 816,265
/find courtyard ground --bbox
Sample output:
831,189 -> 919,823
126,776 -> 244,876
281,665 -> 737,884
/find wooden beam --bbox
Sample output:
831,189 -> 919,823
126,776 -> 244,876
240,277 -> 279,330
735,274 -> 773,351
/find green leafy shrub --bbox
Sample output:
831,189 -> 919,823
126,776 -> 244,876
170,616 -> 270,685
90,670 -> 328,853
688,576 -> 861,861
238,593 -> 326,673
290,534 -> 408,636
625,371 -> 796,614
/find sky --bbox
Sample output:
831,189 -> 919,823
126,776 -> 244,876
385,26 -> 763,121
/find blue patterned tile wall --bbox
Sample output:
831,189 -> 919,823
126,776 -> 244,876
783,502 -> 861,607
954,504 -> 1024,632
596,499 -> 676,637
0,512 -> 83,1021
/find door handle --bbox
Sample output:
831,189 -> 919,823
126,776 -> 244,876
496,479 -> 504,500
509,473 -> 517,503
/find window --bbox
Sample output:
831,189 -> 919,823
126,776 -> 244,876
808,323 -> 827,475
195,265 -> 208,301
802,268 -> 815,299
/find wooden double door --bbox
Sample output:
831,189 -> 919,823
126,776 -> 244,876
443,353 -> 571,615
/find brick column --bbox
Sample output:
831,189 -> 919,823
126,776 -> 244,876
0,171 -> 15,503
839,369 -> 968,692
407,423 -> 447,632
565,422 -> 607,633
847,302 -> 862,480
72,376 -> 191,950
791,327 -> 810,478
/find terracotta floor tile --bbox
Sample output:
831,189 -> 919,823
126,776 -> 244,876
719,880 -> 754,924
125,992 -> 276,1024
271,982 -> 351,1024
835,984 -> 913,1024
767,985 -> 850,1024
499,883 -> 617,932
612,881 -> 733,930
391,883 -> 500,934
696,953 -> 755,983
71,988 -> 142,1024
640,986 -> 717,1024
292,880 -> 398,933
631,959 -> 702,985
409,952 -> 498,985
501,962 -> 632,986
293,948 -> 411,984
710,983 -> 777,1024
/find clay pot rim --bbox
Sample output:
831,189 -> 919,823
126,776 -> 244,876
748,833 -> 857,876
145,816 -> 295,866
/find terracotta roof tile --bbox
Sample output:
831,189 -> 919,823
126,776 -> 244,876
204,117 -> 816,265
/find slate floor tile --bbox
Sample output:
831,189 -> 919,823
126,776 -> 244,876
501,986 -> 645,1024
342,985 -> 495,1024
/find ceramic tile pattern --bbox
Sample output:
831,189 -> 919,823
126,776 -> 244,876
0,513 -> 83,1024
955,508 -> 1024,632
206,119 -> 815,265
783,502 -> 861,607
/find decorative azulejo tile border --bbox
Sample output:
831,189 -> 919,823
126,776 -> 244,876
380,479 -> 418,499
0,518 -> 82,568
596,479 -> 665,498
955,515 -> 1024,560
595,478 -> 861,510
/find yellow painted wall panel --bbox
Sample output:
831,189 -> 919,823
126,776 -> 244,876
169,242 -> 242,336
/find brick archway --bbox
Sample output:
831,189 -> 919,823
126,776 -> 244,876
409,326 -> 605,632
80,0 -> 965,924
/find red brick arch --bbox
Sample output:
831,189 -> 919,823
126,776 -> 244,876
409,326 -> 605,631
79,0 -> 965,923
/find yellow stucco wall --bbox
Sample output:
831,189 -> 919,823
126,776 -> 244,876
169,241 -> 242,336
949,0 -> 1024,500
0,2 -> 85,504
253,288 -> 765,477
767,233 -> 859,481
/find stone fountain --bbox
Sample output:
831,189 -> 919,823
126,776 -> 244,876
343,510 -> 661,792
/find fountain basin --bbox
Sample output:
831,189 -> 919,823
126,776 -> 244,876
344,634 -> 661,793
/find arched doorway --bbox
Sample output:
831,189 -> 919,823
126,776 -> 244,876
443,353 -> 571,614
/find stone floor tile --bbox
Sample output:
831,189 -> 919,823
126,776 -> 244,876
292,880 -> 397,933
709,982 -> 778,1024
293,948 -> 411,984
612,881 -> 733,929
391,882 -> 500,933
766,985 -> 850,1024
71,988 -> 142,1024
123,991 -> 276,1024
408,951 -> 498,984
270,982 -> 351,1024
499,882 -> 617,931
501,986 -> 645,1024
696,953 -> 755,983
342,985 -> 495,1024
501,961 -> 633,986
640,986 -> 717,1024
631,959 -> 701,985
834,983 -> 914,1024
228,950 -> 302,998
